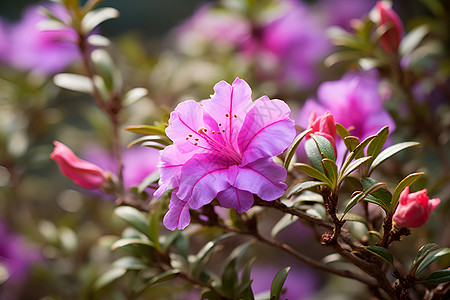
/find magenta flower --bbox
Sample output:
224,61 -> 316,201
155,78 -> 295,230
51,141 -> 106,189
393,187 -> 440,228
7,2 -> 79,74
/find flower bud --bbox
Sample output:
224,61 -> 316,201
306,111 -> 337,155
393,186 -> 440,228
376,1 -> 403,54
50,141 -> 106,189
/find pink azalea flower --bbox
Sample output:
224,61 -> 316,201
376,1 -> 404,54
155,78 -> 296,230
7,2 -> 79,74
51,141 -> 106,189
393,187 -> 440,228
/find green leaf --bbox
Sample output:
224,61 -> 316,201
113,256 -> 147,270
145,269 -> 180,286
341,181 -> 387,217
335,123 -> 351,140
91,49 -> 115,91
409,243 -> 439,275
343,136 -> 360,152
125,125 -> 166,136
127,135 -> 171,148
423,269 -> 450,283
340,134 -> 377,177
293,163 -> 332,186
305,139 -> 324,172
110,238 -> 155,250
367,126 -> 389,166
416,248 -> 450,277
361,246 -> 394,266
94,268 -> 127,290
370,142 -> 420,174
122,87 -> 148,106
324,50 -> 362,67
238,258 -> 256,296
82,7 -> 120,33
283,129 -> 311,169
148,204 -> 162,252
312,134 -> 336,162
270,267 -> 290,300
287,181 -> 327,198
391,172 -> 424,210
361,177 -> 391,210
400,24 -> 429,57
114,206 -> 150,238
271,214 -> 299,238
339,156 -> 373,184
323,158 -> 338,187
53,73 -> 93,94
137,169 -> 160,193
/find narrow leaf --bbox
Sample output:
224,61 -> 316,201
125,125 -> 166,136
283,129 -> 311,169
416,248 -> 450,277
361,246 -> 394,266
367,126 -> 389,164
409,243 -> 439,275
305,138 -> 324,172
371,142 -> 420,173
335,123 -> 350,139
123,87 -> 149,106
287,181 -> 327,198
400,24 -> 429,56
270,267 -> 290,300
342,182 -> 386,217
110,238 -> 155,250
113,256 -> 147,270
423,269 -> 450,283
127,135 -> 171,148
293,163 -> 332,186
312,134 -> 335,162
339,156 -> 373,183
94,268 -> 126,290
343,136 -> 360,152
391,172 -> 424,210
82,7 -> 119,33
53,73 -> 93,94
138,169 -> 160,193
114,206 -> 149,238
322,158 -> 338,187
271,214 -> 299,238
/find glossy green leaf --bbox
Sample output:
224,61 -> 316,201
361,246 -> 394,266
370,142 -> 420,174
137,170 -> 160,193
127,135 -> 171,148
343,136 -> 360,152
339,156 -> 373,184
312,135 -> 336,161
293,163 -> 332,186
114,206 -> 149,238
238,257 -> 256,296
361,177 -> 391,210
400,24 -> 429,56
122,87 -> 149,106
323,158 -> 338,187
82,7 -> 120,33
416,248 -> 450,277
53,73 -> 93,94
391,172 -> 424,210
340,134 -> 377,176
335,123 -> 351,140
409,243 -> 439,274
305,139 -> 323,172
93,267 -> 127,290
367,126 -> 389,164
283,129 -> 311,169
270,267 -> 290,300
271,214 -> 299,238
113,256 -> 147,270
287,181 -> 327,198
423,269 -> 450,283
110,238 -> 155,250
125,125 -> 166,136
341,181 -> 386,217
146,269 -> 180,286
148,204 -> 162,252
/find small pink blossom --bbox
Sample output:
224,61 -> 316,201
393,186 -> 440,228
306,111 -> 337,155
156,78 -> 295,230
51,141 -> 106,189
376,1 -> 403,54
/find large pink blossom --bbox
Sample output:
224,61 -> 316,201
393,187 -> 440,228
155,78 -> 295,230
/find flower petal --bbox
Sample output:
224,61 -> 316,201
217,187 -> 254,213
238,97 -> 295,165
163,190 -> 191,231
154,145 -> 192,198
235,158 -> 287,200
176,154 -> 231,209
202,78 -> 254,147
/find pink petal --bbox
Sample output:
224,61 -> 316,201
235,158 -> 287,201
238,98 -> 295,165
154,145 -> 192,198
202,78 -> 255,147
217,187 -> 254,213
163,190 -> 191,231
176,154 -> 231,209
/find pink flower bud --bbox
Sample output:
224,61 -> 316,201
50,141 -> 106,189
376,1 -> 404,54
306,111 -> 337,155
393,186 -> 440,228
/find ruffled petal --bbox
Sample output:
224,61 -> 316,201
176,154 -> 231,209
235,158 -> 287,201
154,145 -> 192,198
217,187 -> 254,213
163,190 -> 191,231
238,97 -> 295,165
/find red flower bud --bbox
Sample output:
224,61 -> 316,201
306,111 -> 337,155
50,141 -> 106,189
376,1 -> 404,53
393,186 -> 440,228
